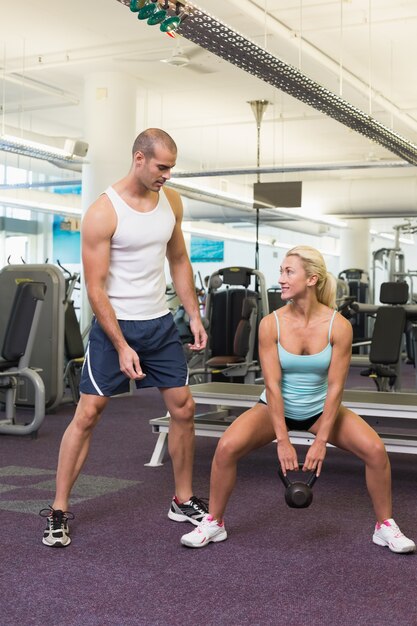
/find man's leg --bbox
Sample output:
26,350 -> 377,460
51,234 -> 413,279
41,393 -> 108,547
159,386 -> 195,503
160,385 -> 208,525
53,393 -> 109,511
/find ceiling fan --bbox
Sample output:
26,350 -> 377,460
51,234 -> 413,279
114,41 -> 217,74
160,46 -> 215,73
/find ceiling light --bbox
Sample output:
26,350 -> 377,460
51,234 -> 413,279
1,134 -> 72,158
0,195 -> 81,217
0,134 -> 88,165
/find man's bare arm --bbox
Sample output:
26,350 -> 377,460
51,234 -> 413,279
165,188 -> 207,350
82,196 -> 145,379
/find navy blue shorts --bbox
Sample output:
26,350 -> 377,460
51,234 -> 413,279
258,399 -> 322,431
80,313 -> 188,397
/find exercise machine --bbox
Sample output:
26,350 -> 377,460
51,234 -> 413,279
371,221 -> 417,304
190,266 -> 268,384
338,268 -> 369,350
349,282 -> 417,391
0,281 -> 46,436
0,264 -> 66,410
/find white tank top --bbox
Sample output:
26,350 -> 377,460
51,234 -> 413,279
104,185 -> 176,320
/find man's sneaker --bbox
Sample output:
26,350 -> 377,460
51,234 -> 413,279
181,514 -> 227,548
372,518 -> 416,554
39,506 -> 74,547
168,495 -> 208,526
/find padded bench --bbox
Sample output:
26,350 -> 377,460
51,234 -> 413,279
146,383 -> 417,466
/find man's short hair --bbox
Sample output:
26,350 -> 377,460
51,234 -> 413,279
132,128 -> 177,158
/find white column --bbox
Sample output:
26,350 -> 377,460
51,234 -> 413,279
80,72 -> 138,330
82,72 -> 137,212
339,219 -> 370,274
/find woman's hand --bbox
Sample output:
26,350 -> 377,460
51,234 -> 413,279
302,439 -> 327,476
277,440 -> 298,475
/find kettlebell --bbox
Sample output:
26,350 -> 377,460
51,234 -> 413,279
278,463 -> 318,509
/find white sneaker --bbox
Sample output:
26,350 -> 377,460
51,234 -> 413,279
372,519 -> 416,554
39,506 -> 74,548
181,514 -> 227,548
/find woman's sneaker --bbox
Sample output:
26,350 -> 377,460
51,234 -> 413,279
168,495 -> 208,525
181,514 -> 227,548
372,519 -> 416,554
39,506 -> 74,547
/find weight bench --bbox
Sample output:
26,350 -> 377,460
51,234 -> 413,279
147,382 -> 417,466
0,281 -> 46,436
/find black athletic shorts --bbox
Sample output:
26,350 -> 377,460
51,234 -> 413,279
80,313 -> 188,397
258,399 -> 322,431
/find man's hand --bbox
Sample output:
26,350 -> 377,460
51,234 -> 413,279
118,345 -> 146,380
188,317 -> 208,352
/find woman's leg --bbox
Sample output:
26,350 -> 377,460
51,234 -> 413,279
209,403 -> 275,521
309,406 -> 415,553
180,403 -> 276,548
309,405 -> 391,522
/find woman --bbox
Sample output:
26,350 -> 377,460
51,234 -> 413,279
181,246 -> 415,553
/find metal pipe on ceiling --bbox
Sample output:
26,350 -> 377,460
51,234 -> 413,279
116,0 -> 417,166
226,0 -> 417,137
177,5 -> 417,165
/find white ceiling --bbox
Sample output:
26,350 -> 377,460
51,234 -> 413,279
1,0 -> 417,230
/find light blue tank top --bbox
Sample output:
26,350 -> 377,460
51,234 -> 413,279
260,309 -> 337,420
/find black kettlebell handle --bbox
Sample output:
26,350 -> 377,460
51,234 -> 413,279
278,462 -> 318,488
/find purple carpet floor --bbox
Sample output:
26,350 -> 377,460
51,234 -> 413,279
0,383 -> 416,626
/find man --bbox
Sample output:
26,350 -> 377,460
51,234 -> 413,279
40,128 -> 208,547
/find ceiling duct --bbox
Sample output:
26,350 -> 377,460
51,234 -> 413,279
172,161 -> 412,178
180,200 -> 338,237
167,176 -> 417,222
301,177 -> 417,218
116,0 -> 417,166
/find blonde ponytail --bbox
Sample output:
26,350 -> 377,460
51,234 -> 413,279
316,272 -> 337,308
286,246 -> 337,308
